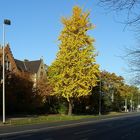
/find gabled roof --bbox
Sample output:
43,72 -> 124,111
14,59 -> 42,73
14,59 -> 27,71
0,45 -> 18,72
0,44 -> 44,74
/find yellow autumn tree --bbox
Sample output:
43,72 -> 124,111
49,6 -> 99,115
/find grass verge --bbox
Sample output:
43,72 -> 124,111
0,115 -> 96,126
0,112 -> 129,126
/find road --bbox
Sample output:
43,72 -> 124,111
0,113 -> 140,140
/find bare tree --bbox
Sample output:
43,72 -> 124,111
124,43 -> 140,85
99,0 -> 140,85
99,0 -> 140,26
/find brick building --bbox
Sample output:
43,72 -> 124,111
0,44 -> 47,84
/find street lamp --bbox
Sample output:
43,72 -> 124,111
2,19 -> 11,123
99,74 -> 102,116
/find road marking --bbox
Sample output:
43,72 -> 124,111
74,129 -> 96,135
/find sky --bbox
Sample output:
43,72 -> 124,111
0,0 -> 136,81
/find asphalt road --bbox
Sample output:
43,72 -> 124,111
1,113 -> 140,140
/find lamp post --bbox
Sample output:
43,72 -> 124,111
99,74 -> 102,116
2,19 -> 11,123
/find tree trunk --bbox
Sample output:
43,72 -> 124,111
68,100 -> 73,116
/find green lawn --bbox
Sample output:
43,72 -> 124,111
0,112 -> 126,126
0,115 -> 96,126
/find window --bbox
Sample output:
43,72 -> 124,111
8,62 -> 11,71
40,71 -> 43,78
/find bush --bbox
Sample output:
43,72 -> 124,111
58,103 -> 67,115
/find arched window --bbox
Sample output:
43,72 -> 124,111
5,55 -> 9,70
8,62 -> 11,71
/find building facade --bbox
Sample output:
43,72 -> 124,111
0,44 -> 47,85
